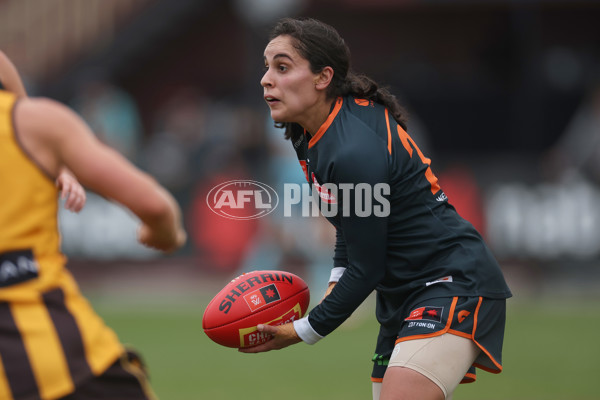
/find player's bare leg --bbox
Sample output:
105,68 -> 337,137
377,334 -> 481,400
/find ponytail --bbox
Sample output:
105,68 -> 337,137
342,72 -> 408,130
281,73 -> 408,142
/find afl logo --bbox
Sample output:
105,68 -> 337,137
206,180 -> 279,220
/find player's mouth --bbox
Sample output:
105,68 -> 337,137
264,95 -> 280,105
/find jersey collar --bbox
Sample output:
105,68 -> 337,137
308,97 -> 343,149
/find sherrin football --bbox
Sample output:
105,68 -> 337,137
202,270 -> 310,348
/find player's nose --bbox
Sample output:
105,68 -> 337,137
261,69 -> 273,88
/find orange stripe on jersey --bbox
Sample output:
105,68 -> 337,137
396,124 -> 413,157
385,108 -> 392,155
309,97 -> 343,149
424,168 -> 441,195
396,125 -> 441,195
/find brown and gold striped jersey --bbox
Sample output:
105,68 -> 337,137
0,90 -> 123,400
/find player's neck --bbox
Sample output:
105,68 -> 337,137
300,97 -> 336,136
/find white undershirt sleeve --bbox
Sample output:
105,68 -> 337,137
293,267 -> 346,345
329,267 -> 346,283
293,316 -> 323,345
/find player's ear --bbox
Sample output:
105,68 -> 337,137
314,66 -> 334,91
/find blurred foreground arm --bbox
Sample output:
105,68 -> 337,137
1,50 -> 87,214
0,50 -> 27,97
14,97 -> 186,253
56,167 -> 86,213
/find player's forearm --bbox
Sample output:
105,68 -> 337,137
321,281 -> 336,303
308,265 -> 381,337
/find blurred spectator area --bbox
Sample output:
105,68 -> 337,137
0,0 -> 597,156
0,0 -> 153,90
3,0 -> 600,284
0,0 -> 596,154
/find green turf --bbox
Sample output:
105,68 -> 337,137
92,295 -> 600,400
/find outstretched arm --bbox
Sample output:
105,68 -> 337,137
15,97 -> 186,253
1,50 -> 87,213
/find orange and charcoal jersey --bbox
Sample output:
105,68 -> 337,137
0,90 -> 124,400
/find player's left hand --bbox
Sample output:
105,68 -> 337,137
56,169 -> 86,212
238,323 -> 302,353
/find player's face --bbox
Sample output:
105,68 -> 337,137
261,35 -> 322,126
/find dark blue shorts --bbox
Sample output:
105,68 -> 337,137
371,296 -> 507,384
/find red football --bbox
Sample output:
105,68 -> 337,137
202,270 -> 310,348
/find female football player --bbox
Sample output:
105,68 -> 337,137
240,18 -> 512,400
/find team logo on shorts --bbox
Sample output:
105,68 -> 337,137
405,306 -> 443,323
458,310 -> 471,323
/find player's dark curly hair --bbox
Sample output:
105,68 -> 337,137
268,17 -> 408,141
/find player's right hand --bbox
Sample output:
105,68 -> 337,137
238,323 -> 301,354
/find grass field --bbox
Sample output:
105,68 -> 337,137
89,291 -> 600,400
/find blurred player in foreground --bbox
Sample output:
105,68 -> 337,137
240,18 -> 512,400
0,50 -> 186,399
0,50 -> 86,212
